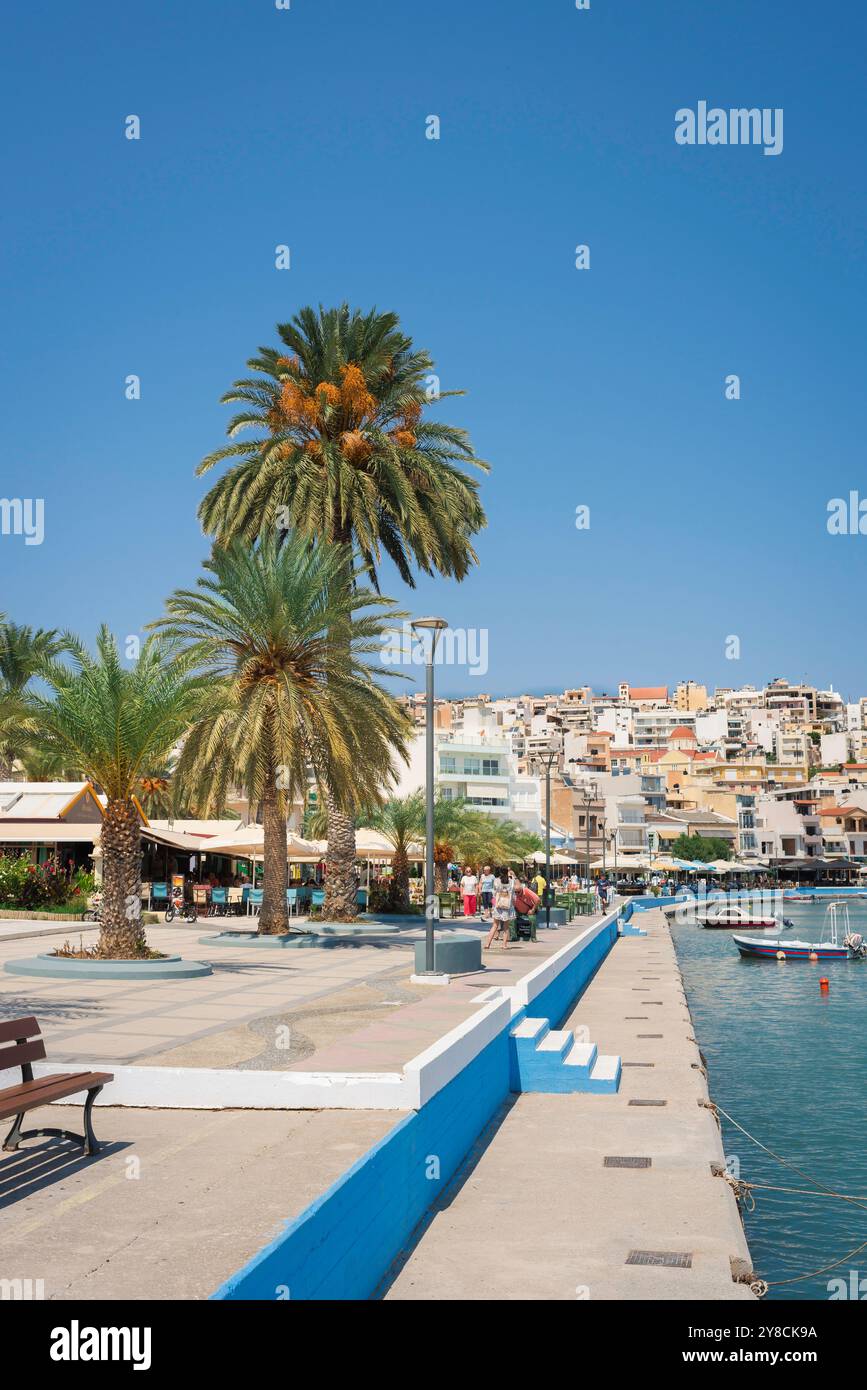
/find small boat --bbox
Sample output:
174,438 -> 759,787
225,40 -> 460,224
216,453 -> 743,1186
696,903 -> 789,930
734,903 -> 867,960
784,894 -> 813,902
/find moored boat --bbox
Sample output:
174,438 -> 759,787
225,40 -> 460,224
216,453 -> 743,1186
696,903 -> 789,930
734,903 -> 867,961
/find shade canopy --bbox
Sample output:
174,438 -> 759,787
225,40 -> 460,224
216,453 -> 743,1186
203,827 -> 321,858
525,849 -> 577,866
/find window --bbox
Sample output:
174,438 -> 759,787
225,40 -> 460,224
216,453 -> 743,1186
440,756 -> 456,774
482,758 -> 500,777
462,757 -> 480,776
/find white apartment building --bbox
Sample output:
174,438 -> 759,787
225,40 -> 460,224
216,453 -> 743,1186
773,729 -> 811,766
604,792 -> 649,860
392,730 -> 543,833
632,708 -> 697,749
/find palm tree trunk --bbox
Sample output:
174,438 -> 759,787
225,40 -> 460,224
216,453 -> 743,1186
390,844 -> 410,912
259,773 -> 289,935
323,532 -> 359,920
323,792 -> 357,920
99,798 -> 147,958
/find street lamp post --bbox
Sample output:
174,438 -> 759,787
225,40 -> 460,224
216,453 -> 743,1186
532,745 -> 559,929
582,781 -> 597,891
411,616 -> 448,975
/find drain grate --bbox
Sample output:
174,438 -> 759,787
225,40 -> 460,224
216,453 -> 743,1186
625,1015 -> 648,1019
622,1061 -> 655,1067
604,1156 -> 651,1168
626,1249 -> 692,1268
629,1099 -> 667,1106
637,1033 -> 663,1038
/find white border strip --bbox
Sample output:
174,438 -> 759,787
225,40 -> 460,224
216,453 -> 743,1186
33,1062 -> 411,1111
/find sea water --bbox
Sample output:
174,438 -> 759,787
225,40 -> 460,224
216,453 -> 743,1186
670,898 -> 867,1302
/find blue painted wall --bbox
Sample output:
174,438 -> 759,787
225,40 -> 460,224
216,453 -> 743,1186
212,1018 -> 511,1301
212,914 -> 618,1301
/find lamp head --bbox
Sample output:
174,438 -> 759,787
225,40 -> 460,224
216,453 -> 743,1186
411,615 -> 448,632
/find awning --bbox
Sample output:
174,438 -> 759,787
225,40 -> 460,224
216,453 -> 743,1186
0,822 -> 101,845
140,826 -> 205,853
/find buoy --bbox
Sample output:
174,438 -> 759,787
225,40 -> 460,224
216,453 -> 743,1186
820,977 -> 830,992
776,951 -> 786,961
809,952 -> 818,962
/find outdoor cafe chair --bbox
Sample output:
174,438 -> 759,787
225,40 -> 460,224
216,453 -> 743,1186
210,887 -> 228,916
228,886 -> 243,915
150,882 -> 169,911
247,888 -> 263,915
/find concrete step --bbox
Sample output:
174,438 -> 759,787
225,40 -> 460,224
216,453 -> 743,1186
562,1041 -> 597,1071
510,1016 -> 549,1043
535,1029 -> 573,1061
587,1054 -> 622,1094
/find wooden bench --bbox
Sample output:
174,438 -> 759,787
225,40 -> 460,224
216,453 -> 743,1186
0,1016 -> 113,1157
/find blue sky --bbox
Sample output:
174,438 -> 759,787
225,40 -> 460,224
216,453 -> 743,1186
1,0 -> 865,699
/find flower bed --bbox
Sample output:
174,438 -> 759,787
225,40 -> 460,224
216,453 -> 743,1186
0,855 -> 92,916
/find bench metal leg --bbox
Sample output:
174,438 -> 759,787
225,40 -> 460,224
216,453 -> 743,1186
1,1086 -> 105,1157
2,1112 -> 25,1151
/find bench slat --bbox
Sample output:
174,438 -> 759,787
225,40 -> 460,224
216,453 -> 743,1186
0,1038 -> 47,1071
0,1071 -> 113,1120
0,1016 -> 40,1044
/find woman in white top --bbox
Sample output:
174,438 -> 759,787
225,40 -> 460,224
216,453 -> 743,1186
485,869 -> 515,951
459,866 -> 478,918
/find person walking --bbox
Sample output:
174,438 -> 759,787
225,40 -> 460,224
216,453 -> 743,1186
479,865 -> 495,919
459,865 -> 479,918
532,868 -> 547,898
485,868 -> 515,950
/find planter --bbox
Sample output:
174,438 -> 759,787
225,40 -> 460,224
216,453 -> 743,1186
413,932 -> 482,976
0,908 -> 87,922
199,921 -> 407,948
199,931 -> 318,949
4,953 -> 213,980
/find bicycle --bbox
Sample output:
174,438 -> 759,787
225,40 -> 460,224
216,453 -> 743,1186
82,891 -> 102,923
164,889 -> 197,924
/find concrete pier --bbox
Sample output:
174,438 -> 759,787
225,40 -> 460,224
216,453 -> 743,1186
385,908 -> 755,1300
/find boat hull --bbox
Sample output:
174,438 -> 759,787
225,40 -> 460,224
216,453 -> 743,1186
700,918 -> 778,929
733,934 -> 849,960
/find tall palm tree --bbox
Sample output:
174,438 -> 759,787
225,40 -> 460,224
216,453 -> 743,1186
196,304 -> 488,919
0,621 -> 71,777
32,629 -> 206,957
153,535 -> 411,934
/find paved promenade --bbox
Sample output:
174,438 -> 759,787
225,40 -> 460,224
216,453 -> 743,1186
1,907 -> 753,1301
0,1106 -> 396,1300
384,908 -> 755,1301
0,917 -> 589,1072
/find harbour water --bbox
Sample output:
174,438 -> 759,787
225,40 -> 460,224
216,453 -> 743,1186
670,898 -> 867,1301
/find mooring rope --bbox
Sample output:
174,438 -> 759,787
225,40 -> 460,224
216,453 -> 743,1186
709,1101 -> 867,1295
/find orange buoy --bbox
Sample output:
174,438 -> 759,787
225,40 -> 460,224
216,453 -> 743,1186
809,952 -> 819,962
820,977 -> 830,992
776,951 -> 786,961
